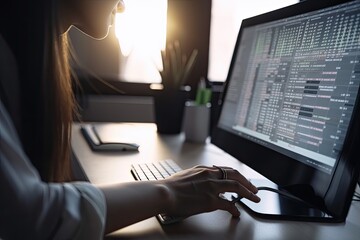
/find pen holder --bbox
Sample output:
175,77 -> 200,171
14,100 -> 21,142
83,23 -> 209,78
153,88 -> 190,134
183,101 -> 211,143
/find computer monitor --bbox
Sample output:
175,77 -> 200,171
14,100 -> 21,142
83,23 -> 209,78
211,0 -> 360,222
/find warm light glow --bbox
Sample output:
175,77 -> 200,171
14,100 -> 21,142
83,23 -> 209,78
115,0 -> 167,82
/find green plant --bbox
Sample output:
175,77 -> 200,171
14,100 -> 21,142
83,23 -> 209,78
159,41 -> 198,90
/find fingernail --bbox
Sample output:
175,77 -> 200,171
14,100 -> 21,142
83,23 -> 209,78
253,194 -> 261,202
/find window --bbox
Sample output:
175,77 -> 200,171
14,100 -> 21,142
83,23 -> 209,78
71,0 -> 299,95
115,0 -> 167,83
208,0 -> 299,82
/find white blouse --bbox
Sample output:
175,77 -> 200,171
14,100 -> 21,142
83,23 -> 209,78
0,100 -> 106,239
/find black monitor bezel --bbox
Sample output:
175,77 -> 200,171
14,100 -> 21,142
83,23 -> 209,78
211,0 -> 360,221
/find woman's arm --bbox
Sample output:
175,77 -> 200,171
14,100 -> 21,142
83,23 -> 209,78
100,165 -> 260,234
0,100 -> 107,240
100,181 -> 169,233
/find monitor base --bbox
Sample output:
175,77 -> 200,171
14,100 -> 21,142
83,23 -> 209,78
236,179 -> 339,222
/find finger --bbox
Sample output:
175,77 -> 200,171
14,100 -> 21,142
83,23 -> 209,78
212,179 -> 261,203
193,166 -> 258,194
221,168 -> 258,194
194,165 -> 226,180
216,198 -> 241,217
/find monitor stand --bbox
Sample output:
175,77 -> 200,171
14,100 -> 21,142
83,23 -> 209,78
235,179 -> 336,222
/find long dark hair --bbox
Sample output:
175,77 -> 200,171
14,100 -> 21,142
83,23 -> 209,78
3,0 -> 76,182
42,0 -> 77,182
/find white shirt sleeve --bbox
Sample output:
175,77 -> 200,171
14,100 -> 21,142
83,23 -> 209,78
0,101 -> 106,240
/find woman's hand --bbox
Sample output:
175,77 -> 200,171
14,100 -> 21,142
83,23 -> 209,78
159,165 -> 261,218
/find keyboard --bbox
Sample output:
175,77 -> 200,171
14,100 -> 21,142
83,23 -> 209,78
131,159 -> 182,181
130,159 -> 184,224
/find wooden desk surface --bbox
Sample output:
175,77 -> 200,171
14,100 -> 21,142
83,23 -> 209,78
71,122 -> 360,240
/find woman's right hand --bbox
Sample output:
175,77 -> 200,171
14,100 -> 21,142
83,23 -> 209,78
159,165 -> 261,218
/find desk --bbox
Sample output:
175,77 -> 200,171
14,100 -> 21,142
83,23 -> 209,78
71,122 -> 360,240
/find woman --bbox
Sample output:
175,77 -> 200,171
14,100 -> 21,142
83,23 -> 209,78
0,0 -> 260,239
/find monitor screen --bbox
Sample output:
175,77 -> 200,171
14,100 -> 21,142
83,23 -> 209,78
211,0 -> 360,222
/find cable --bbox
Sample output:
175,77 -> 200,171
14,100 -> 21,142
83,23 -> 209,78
232,186 -> 316,208
233,186 -> 360,207
257,186 -> 314,207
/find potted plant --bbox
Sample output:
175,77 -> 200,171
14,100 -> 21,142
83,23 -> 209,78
153,41 -> 198,134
